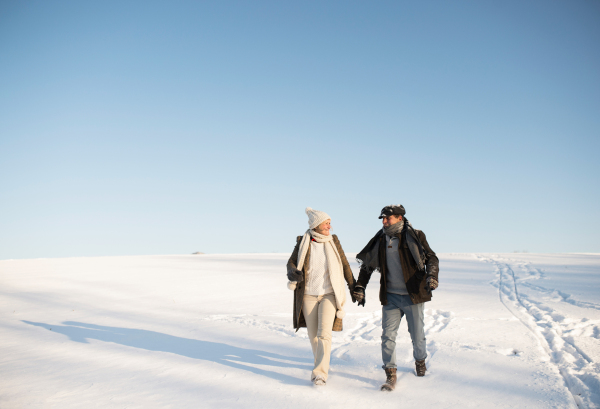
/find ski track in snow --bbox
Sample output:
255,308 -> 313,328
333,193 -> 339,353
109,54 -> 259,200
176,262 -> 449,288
478,255 -> 600,409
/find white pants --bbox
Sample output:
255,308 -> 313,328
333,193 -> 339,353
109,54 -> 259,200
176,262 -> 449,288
303,293 -> 336,380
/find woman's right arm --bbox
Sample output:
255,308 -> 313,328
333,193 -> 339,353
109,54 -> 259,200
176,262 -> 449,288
287,237 -> 303,282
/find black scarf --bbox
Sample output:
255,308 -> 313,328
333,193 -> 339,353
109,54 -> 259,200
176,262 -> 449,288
356,218 -> 426,273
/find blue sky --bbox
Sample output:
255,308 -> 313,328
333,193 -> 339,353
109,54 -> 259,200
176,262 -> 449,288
1,0 -> 599,258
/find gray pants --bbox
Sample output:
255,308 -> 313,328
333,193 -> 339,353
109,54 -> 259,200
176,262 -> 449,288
381,293 -> 427,369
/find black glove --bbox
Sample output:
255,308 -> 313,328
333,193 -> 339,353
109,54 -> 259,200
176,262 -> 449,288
287,266 -> 303,282
353,286 -> 365,307
426,276 -> 438,292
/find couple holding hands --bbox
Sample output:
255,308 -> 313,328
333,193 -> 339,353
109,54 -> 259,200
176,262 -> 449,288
286,205 -> 439,391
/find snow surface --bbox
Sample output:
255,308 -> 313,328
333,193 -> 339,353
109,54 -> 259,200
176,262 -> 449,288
1,253 -> 599,408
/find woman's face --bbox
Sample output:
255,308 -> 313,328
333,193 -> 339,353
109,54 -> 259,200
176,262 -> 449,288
315,219 -> 331,236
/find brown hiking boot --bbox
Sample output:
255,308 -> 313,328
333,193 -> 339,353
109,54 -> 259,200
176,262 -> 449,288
416,359 -> 426,376
380,367 -> 397,391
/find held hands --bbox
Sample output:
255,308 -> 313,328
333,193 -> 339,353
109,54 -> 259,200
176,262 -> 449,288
353,285 -> 366,307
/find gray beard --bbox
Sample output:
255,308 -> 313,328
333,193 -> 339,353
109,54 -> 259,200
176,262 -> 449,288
383,220 -> 404,237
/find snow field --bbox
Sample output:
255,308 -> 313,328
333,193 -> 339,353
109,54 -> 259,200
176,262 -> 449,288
1,253 -> 599,408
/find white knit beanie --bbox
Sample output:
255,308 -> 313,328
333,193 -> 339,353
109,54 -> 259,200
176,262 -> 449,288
306,207 -> 331,230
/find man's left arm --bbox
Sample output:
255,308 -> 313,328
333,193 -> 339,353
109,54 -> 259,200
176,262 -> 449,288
417,230 -> 439,288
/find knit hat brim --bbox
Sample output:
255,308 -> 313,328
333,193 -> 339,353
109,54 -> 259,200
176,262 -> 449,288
306,207 -> 331,230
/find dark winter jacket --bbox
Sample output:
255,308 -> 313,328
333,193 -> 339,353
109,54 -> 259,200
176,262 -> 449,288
356,227 -> 439,305
287,234 -> 356,332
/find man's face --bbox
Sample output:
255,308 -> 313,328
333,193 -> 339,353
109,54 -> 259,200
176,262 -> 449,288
382,214 -> 402,227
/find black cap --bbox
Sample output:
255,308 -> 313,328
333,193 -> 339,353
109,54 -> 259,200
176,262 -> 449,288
378,205 -> 406,219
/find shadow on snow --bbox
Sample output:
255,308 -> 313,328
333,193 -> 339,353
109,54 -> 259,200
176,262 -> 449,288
23,320 -> 312,386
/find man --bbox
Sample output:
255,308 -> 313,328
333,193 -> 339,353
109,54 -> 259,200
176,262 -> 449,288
353,205 -> 439,392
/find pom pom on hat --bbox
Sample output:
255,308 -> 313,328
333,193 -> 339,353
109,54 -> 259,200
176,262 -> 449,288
305,207 -> 331,230
336,309 -> 345,319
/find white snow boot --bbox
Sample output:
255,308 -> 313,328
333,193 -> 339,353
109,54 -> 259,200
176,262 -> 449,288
312,375 -> 326,386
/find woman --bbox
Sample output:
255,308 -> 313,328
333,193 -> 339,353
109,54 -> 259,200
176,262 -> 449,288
287,207 -> 356,386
